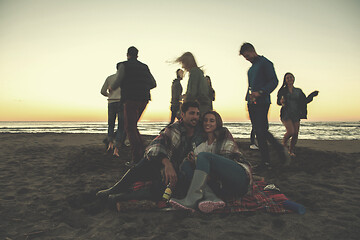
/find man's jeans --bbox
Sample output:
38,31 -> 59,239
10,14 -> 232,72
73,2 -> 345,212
248,103 -> 281,164
108,101 -> 126,145
124,100 -> 148,164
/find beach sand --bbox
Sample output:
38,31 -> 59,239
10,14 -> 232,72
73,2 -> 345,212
1,133 -> 359,240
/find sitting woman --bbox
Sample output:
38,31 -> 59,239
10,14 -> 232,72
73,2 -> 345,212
170,111 -> 253,213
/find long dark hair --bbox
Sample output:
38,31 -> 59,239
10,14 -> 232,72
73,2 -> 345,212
202,111 -> 226,141
277,72 -> 294,95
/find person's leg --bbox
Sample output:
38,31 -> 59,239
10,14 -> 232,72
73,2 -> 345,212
281,119 -> 295,149
250,127 -> 256,145
124,100 -> 148,164
249,104 -> 270,165
196,152 -> 249,197
115,102 -> 126,145
96,157 -> 162,198
113,102 -> 126,156
289,121 -> 300,156
107,102 -> 117,151
169,105 -> 177,125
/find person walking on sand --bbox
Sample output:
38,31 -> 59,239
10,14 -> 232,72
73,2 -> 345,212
239,42 -> 289,169
96,101 -> 205,200
277,72 -> 319,157
100,64 -> 126,156
168,69 -> 184,126
169,111 -> 253,213
175,52 -> 211,116
110,46 -> 157,166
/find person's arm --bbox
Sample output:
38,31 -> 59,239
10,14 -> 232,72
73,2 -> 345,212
277,88 -> 285,106
146,67 -> 157,89
110,64 -> 125,90
145,126 -> 180,185
306,90 -> 319,104
162,157 -> 177,187
184,69 -> 199,101
100,78 -> 109,97
260,61 -> 279,95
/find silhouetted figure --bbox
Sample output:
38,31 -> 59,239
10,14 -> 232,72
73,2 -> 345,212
110,46 -> 157,166
100,64 -> 126,156
168,69 -> 184,125
175,52 -> 211,116
277,72 -> 319,157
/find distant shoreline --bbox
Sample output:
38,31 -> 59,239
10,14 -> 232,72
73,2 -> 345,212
1,133 -> 359,154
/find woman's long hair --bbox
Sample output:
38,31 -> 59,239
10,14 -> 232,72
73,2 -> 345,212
174,52 -> 198,71
202,110 -> 226,141
277,72 -> 294,95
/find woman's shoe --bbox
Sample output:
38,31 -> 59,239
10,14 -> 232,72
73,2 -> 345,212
198,185 -> 225,213
169,170 -> 208,212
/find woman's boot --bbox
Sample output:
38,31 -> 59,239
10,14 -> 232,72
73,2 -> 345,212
169,170 -> 208,212
198,185 -> 225,213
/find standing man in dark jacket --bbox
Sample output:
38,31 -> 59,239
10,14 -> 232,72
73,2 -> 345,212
168,69 -> 184,126
239,42 -> 288,169
111,46 -> 157,166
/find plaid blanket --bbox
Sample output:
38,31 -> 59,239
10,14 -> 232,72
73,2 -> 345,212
213,180 -> 289,214
123,180 -> 289,214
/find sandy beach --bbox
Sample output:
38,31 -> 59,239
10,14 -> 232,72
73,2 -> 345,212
1,133 -> 359,240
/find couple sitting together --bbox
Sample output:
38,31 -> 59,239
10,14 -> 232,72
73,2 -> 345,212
97,101 -> 253,213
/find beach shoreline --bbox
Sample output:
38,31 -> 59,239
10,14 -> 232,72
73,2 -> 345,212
1,133 -> 359,239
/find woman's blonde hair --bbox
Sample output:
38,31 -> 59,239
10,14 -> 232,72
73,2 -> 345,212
174,52 -> 198,71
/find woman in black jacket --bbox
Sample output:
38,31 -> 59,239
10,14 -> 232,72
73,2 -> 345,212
277,72 -> 318,157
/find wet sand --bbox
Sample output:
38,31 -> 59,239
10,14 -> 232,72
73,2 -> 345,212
1,133 -> 359,240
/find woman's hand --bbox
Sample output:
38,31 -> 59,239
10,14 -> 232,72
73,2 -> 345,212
162,158 -> 177,187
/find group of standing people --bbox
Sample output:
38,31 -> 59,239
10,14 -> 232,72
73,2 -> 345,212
98,43 -> 318,213
239,43 -> 318,163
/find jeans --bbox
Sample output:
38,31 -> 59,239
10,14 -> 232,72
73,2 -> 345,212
124,100 -> 148,163
250,127 -> 256,145
248,103 -> 282,164
169,104 -> 180,125
108,101 -> 126,145
196,152 -> 249,197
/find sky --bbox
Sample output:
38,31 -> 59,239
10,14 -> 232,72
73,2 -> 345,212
1,0 -> 359,122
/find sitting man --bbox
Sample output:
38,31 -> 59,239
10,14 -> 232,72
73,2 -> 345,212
96,101 -> 205,200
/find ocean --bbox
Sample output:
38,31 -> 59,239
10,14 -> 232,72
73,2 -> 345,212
0,121 -> 359,140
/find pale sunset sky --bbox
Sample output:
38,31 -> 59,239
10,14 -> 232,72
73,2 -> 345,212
1,0 -> 359,122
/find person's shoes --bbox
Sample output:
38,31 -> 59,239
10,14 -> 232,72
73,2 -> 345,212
198,185 -> 225,213
124,139 -> 130,147
169,170 -> 208,212
125,161 -> 136,168
289,152 -> 296,157
250,144 -> 259,150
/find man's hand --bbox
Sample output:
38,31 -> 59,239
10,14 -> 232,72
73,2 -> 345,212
162,158 -> 177,187
251,91 -> 261,98
187,151 -> 195,164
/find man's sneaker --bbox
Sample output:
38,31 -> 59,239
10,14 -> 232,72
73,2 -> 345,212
124,139 -> 131,147
250,144 -> 259,150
